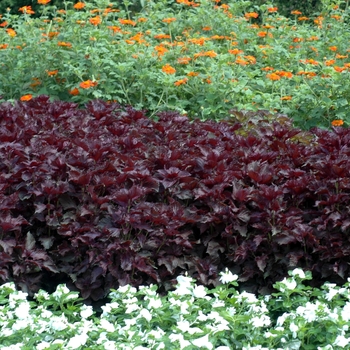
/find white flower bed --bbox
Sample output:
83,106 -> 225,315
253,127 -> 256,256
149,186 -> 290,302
1,269 -> 350,349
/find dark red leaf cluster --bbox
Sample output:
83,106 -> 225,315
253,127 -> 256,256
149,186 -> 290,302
1,96 -> 350,300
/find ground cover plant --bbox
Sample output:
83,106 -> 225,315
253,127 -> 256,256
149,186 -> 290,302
0,0 -> 350,129
2,268 -> 350,350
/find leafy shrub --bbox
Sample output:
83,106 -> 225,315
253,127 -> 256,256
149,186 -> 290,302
0,96 -> 350,301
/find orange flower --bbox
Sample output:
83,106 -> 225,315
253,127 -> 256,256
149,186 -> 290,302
20,94 -> 33,101
336,54 -> 348,59
162,17 -> 176,24
228,48 -> 243,55
6,28 -> 16,37
46,69 -> 58,76
244,12 -> 259,19
137,17 -> 147,22
331,119 -> 344,126
334,66 -> 346,72
177,57 -> 192,64
281,96 -> 292,100
89,16 -> 101,26
119,19 -> 136,26
235,57 -> 249,65
58,41 -> 72,48
266,73 -> 281,81
0,44 -> 8,49
154,34 -> 171,39
174,78 -> 188,86
325,59 -> 335,66
267,7 -> 278,13
300,58 -> 319,65
0,21 -> 8,27
162,64 -> 176,74
257,31 -> 267,37
187,71 -> 199,77
69,88 -> 80,95
73,2 -> 85,9
38,0 -> 50,4
298,16 -> 309,21
261,66 -> 274,71
80,80 -> 98,88
108,26 -> 122,34
245,55 -> 256,64
314,16 -> 324,28
275,70 -> 293,78
193,51 -> 217,59
205,78 -> 212,84
202,26 -> 212,31
154,45 -> 168,57
291,10 -> 302,15
329,46 -> 337,52
30,78 -> 41,88
19,6 -> 35,14
204,50 -> 217,57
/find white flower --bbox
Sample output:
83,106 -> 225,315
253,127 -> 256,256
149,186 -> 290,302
139,308 -> 152,322
264,331 -> 277,338
80,305 -> 93,318
197,311 -> 209,322
104,341 -> 117,350
176,275 -> 193,287
250,315 -> 271,328
66,333 -> 88,349
148,328 -> 165,339
289,322 -> 299,338
334,335 -> 350,348
52,284 -> 70,300
12,319 -> 29,331
191,334 -> 213,349
291,268 -> 305,279
14,302 -> 30,319
237,291 -> 258,304
35,290 -> 50,301
212,299 -> 225,308
341,302 -> 350,321
169,333 -> 191,349
279,277 -> 297,292
48,315 -> 68,331
317,346 -> 333,350
1,344 -> 24,350
219,268 -> 238,284
193,285 -> 207,298
118,285 -> 136,294
177,319 -> 202,334
100,319 -> 115,332
324,284 -> 339,301
296,302 -> 320,323
148,297 -> 162,309
124,318 -> 137,329
125,303 -> 140,314
276,313 -> 289,327
36,341 -> 51,350
215,347 -> 231,350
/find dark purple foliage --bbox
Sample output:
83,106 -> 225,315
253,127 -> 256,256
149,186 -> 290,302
1,95 -> 350,300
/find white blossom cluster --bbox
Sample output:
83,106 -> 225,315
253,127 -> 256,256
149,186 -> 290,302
0,268 -> 350,349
